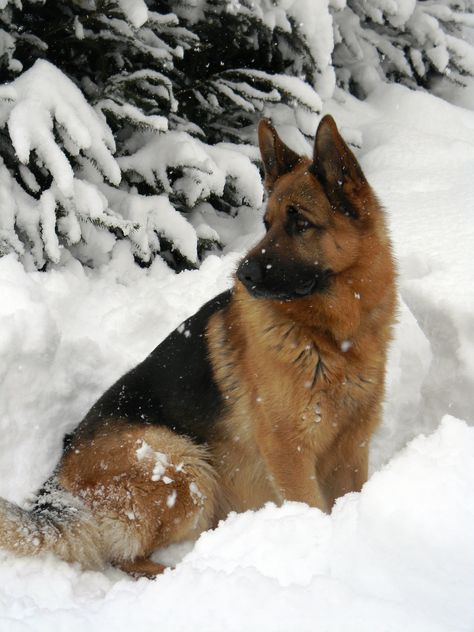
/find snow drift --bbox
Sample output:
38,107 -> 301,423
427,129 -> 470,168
0,417 -> 473,632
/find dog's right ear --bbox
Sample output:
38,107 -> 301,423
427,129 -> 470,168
258,119 -> 301,191
311,115 -> 368,219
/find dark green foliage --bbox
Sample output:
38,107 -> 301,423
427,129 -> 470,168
1,0 -> 473,271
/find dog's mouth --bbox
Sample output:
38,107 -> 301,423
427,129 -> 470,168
243,281 -> 319,301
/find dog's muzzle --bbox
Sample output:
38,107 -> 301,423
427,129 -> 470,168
236,257 -> 331,300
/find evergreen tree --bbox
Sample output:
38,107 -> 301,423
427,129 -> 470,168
333,0 -> 474,97
0,0 -> 473,271
0,0 -> 327,270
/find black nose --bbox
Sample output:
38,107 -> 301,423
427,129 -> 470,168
237,258 -> 263,287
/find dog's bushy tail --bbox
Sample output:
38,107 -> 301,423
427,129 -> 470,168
0,481 -> 103,568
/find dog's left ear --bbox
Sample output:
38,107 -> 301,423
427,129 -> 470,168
311,115 -> 368,219
258,119 -> 301,190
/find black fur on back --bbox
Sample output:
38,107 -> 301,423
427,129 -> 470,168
69,290 -> 233,446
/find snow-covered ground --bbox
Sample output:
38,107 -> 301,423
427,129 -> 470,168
1,83 -> 474,631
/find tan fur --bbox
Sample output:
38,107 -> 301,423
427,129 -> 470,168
0,116 -> 396,577
0,494 -> 103,568
206,131 -> 396,514
0,425 -> 217,575
59,424 -> 217,569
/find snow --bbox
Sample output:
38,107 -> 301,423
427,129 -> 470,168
1,82 -> 474,629
0,60 -> 152,269
1,58 -> 265,268
135,441 -> 171,482
98,99 -> 168,133
117,0 -> 149,28
286,0 -> 336,98
103,186 -> 201,264
0,418 -> 473,631
240,69 -> 323,113
118,130 -> 263,209
0,60 -> 120,195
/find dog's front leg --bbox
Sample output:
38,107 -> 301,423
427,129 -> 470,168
318,428 -> 370,510
256,427 -> 328,512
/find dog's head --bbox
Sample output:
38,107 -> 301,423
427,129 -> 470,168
237,115 -> 376,301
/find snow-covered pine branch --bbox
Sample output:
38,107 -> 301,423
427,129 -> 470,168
333,0 -> 474,96
0,60 -> 133,268
0,0 -> 325,271
0,61 -> 157,267
0,60 -> 120,194
118,130 -> 262,209
1,0 -> 473,272
0,57 -> 265,270
170,0 -> 334,143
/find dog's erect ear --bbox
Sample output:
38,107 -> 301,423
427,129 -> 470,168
258,119 -> 301,190
311,115 -> 368,218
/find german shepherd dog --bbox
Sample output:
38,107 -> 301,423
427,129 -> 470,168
0,116 -> 396,577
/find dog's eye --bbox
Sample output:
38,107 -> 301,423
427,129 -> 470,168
287,206 -> 311,234
295,217 -> 311,232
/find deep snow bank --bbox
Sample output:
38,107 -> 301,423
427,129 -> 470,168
0,417 -> 473,632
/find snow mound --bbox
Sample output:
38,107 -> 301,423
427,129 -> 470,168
0,417 -> 473,631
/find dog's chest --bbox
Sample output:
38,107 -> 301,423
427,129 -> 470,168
247,323 -> 378,443
209,307 -> 378,447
